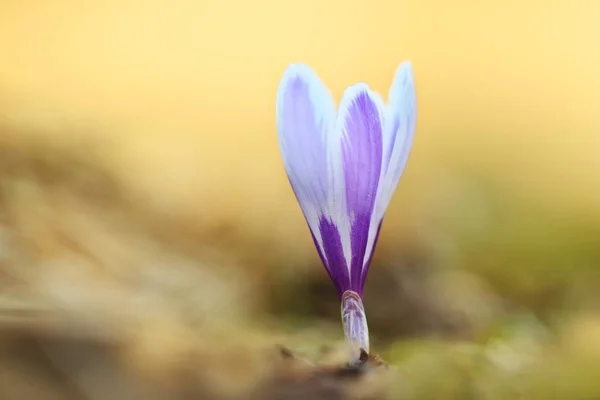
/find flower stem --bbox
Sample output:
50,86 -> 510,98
341,290 -> 370,362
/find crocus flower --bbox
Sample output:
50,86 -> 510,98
276,62 -> 416,362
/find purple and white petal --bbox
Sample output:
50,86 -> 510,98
335,84 -> 385,293
276,64 -> 349,287
277,62 -> 416,298
361,63 -> 416,287
375,62 -> 417,222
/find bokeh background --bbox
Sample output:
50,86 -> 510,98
0,0 -> 599,399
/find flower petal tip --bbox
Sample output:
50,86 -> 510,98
279,63 -> 318,83
276,64 -> 335,128
389,62 -> 416,104
397,61 -> 413,74
393,61 -> 413,83
337,83 -> 386,122
339,82 -> 379,102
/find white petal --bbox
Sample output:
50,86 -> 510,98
375,61 -> 417,221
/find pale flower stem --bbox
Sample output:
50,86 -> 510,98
341,290 -> 370,362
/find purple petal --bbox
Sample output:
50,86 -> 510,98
276,64 -> 352,285
359,220 -> 382,289
360,63 -> 416,292
359,63 -> 416,290
276,64 -> 335,214
336,84 -> 385,293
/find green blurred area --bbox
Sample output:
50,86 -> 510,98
0,0 -> 599,398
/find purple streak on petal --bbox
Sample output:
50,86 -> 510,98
348,213 -> 372,293
337,85 -> 384,291
358,220 -> 383,295
339,86 -> 384,217
317,217 -> 349,296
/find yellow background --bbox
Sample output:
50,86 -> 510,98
1,0 -> 599,247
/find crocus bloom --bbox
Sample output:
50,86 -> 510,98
276,62 -> 416,361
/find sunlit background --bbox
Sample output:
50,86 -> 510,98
0,1 -> 599,399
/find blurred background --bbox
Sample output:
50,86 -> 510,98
0,0 -> 599,399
